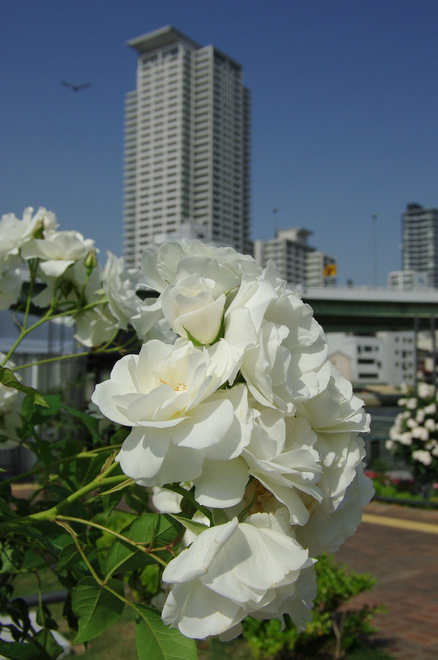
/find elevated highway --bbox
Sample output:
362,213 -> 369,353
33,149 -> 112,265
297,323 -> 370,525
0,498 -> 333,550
299,286 -> 438,333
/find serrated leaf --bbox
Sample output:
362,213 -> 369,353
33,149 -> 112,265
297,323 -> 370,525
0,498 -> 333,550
0,367 -> 48,407
134,603 -> 197,660
72,576 -> 124,643
105,514 -> 182,578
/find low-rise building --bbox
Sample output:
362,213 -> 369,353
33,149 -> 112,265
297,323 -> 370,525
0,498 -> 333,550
326,331 -> 415,387
254,228 -> 336,287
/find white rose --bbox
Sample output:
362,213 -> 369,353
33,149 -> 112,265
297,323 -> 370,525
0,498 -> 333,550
294,365 -> 372,528
141,239 -> 261,294
296,461 -> 374,555
242,408 -> 322,525
91,339 -> 252,493
151,487 -> 183,514
0,207 -> 57,260
74,305 -> 119,348
411,426 -> 429,441
235,286 -> 330,411
101,251 -> 142,330
21,230 -> 95,277
297,363 -> 370,438
418,382 -> 432,399
416,410 -> 425,424
161,513 -> 312,640
250,563 -> 317,634
412,449 -> 433,466
160,273 -> 226,345
0,267 -> 22,310
425,418 -> 436,432
398,433 -> 413,446
134,240 -> 268,352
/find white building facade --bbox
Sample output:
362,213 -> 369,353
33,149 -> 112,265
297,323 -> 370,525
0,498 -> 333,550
402,203 -> 438,288
253,228 -> 336,287
123,26 -> 251,267
326,331 -> 415,386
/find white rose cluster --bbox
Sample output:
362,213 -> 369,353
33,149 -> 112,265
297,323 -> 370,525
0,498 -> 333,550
387,382 -> 438,475
92,240 -> 373,641
0,208 -> 144,348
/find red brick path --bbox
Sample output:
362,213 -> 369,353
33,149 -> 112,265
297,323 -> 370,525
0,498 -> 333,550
335,501 -> 438,659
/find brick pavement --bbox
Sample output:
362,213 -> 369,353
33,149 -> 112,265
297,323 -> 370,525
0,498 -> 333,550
335,501 -> 438,659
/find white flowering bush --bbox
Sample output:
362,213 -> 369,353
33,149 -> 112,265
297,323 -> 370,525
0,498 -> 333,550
0,207 -> 373,659
386,383 -> 438,495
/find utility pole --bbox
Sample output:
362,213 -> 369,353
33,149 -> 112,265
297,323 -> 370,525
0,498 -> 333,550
372,213 -> 378,287
272,208 -> 279,237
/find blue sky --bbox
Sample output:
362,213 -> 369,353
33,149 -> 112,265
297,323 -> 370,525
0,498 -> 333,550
2,0 -> 438,286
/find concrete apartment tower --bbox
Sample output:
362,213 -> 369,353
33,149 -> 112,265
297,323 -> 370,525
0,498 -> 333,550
123,26 -> 251,267
402,203 -> 438,288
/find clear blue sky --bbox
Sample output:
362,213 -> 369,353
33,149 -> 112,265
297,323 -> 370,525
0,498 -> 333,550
2,0 -> 438,286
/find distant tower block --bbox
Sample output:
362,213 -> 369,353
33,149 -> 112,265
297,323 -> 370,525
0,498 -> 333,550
402,203 -> 438,288
123,26 -> 252,267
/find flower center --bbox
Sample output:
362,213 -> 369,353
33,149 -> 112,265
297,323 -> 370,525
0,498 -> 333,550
159,378 -> 186,393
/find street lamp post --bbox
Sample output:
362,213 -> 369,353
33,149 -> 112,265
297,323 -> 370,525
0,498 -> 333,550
372,213 -> 378,287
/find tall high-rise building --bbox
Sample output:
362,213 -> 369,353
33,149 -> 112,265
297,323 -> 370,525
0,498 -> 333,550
402,203 -> 438,288
123,26 -> 251,267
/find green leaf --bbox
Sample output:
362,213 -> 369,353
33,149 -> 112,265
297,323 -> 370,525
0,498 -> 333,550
82,450 -> 115,484
0,499 -> 19,520
0,367 -> 48,407
33,630 -> 63,659
72,576 -> 124,644
134,603 -> 197,660
20,394 -> 61,423
0,639 -> 43,660
36,602 -> 58,631
169,514 -> 209,537
56,543 -> 82,572
62,404 -> 102,442
56,543 -> 96,580
25,522 -> 77,561
105,514 -> 182,578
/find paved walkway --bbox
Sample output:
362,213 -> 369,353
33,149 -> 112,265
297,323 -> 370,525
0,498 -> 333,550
335,500 -> 438,659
